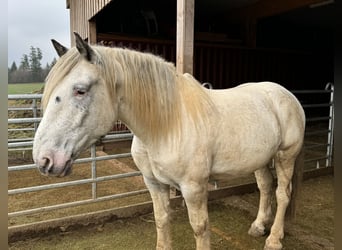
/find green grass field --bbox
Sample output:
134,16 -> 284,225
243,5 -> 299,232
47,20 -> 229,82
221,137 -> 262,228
8,83 -> 44,94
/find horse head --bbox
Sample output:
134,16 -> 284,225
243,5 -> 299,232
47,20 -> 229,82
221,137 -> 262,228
32,33 -> 117,177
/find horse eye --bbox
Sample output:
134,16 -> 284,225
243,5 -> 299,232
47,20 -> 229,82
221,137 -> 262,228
55,96 -> 61,103
76,90 -> 86,95
73,84 -> 89,97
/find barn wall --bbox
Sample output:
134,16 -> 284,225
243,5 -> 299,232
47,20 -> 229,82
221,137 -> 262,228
193,44 -> 333,90
68,0 -> 112,44
98,33 -> 333,90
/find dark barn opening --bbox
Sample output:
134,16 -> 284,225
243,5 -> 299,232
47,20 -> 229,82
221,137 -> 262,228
93,0 -> 335,92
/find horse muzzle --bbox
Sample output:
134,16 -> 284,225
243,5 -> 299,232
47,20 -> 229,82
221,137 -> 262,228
36,152 -> 73,177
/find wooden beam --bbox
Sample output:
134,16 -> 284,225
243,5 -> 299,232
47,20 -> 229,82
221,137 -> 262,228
176,0 -> 194,74
88,20 -> 97,44
229,0 -> 331,20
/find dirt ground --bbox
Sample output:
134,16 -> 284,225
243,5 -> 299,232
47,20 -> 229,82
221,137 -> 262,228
8,174 -> 334,250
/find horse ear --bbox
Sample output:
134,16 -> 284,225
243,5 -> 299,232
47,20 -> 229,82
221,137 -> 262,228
51,39 -> 68,57
74,32 -> 97,62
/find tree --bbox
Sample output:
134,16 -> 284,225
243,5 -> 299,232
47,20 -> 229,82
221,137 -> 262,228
29,46 -> 42,71
8,46 -> 56,83
29,46 -> 43,81
19,54 -> 30,71
9,62 -> 17,73
8,62 -> 18,82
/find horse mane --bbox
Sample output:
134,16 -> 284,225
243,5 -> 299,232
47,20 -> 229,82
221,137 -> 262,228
43,45 -> 215,144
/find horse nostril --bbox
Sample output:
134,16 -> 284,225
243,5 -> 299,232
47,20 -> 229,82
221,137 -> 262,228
38,156 -> 53,175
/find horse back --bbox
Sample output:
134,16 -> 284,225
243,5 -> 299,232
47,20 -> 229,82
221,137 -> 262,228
210,81 -> 305,145
207,82 -> 305,176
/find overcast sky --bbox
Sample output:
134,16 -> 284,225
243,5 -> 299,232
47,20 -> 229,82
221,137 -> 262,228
8,0 -> 70,67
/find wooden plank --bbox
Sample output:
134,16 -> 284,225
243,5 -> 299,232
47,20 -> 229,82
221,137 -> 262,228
69,0 -> 76,46
8,201 -> 155,243
303,166 -> 334,180
97,33 -> 174,45
89,20 -> 97,44
67,0 -> 113,43
176,0 -> 195,74
229,0 -> 330,20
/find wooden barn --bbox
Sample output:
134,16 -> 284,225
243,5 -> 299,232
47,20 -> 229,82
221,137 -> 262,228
66,0 -> 337,90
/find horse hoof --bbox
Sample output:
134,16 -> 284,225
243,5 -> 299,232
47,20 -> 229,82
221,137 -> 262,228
264,246 -> 282,250
248,224 -> 265,237
264,240 -> 282,250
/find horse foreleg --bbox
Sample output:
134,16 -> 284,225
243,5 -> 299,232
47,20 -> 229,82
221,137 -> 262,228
144,177 -> 172,250
265,153 -> 295,250
249,167 -> 274,237
181,182 -> 210,250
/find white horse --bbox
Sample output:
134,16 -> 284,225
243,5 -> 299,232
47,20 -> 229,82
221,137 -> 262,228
33,33 -> 305,250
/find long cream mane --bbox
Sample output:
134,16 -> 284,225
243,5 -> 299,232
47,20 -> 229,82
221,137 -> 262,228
43,45 -> 215,143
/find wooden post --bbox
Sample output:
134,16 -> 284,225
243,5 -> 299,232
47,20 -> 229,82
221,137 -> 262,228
89,20 -> 97,44
176,0 -> 195,74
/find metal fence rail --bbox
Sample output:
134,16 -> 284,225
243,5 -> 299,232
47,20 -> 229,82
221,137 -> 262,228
8,94 -> 42,139
8,83 -> 334,224
292,82 -> 334,168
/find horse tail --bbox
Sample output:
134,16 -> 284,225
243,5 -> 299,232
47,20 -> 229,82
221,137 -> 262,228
286,147 -> 304,221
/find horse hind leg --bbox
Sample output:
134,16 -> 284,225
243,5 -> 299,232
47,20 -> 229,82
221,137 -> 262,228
264,150 -> 296,250
248,166 -> 274,237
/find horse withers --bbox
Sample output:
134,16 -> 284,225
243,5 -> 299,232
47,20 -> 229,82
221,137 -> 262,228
33,33 -> 305,250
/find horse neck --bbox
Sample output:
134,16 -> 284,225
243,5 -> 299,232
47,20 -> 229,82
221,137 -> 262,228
110,49 -> 215,146
114,51 -> 182,146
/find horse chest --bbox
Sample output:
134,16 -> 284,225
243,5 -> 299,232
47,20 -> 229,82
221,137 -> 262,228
147,153 -> 186,185
144,145 -> 210,188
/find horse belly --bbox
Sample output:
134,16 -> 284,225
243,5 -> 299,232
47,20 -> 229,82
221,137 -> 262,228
210,130 -> 280,179
210,154 -> 272,180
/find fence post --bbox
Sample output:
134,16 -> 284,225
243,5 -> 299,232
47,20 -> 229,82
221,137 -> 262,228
91,144 -> 97,199
325,82 -> 334,167
32,99 -> 38,132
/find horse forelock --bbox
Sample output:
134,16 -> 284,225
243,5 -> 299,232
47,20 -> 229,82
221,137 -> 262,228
42,48 -> 81,111
42,47 -> 112,111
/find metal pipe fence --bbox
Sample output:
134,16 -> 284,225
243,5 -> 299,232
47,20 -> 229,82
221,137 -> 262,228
292,82 -> 334,169
8,94 -> 42,140
8,83 -> 334,225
